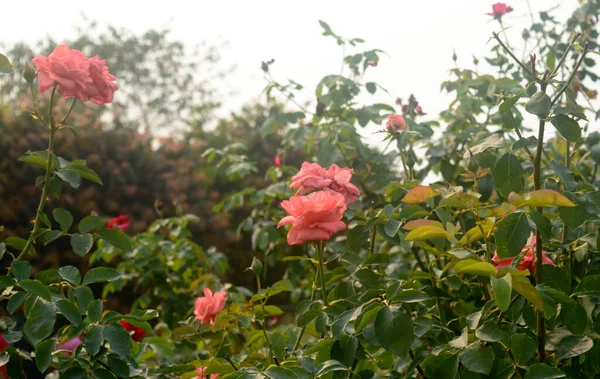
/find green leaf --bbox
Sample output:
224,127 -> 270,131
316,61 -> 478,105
19,279 -> 52,301
56,169 -> 81,189
460,343 -> 494,375
71,233 -> 94,257
86,325 -> 104,357
35,339 -> 56,372
524,363 -> 565,379
25,301 -> 56,346
7,291 -> 27,314
63,164 -> 103,185
491,274 -> 512,312
103,324 -> 132,359
550,115 -> 580,142
0,54 -> 12,74
509,189 -> 576,208
374,306 -> 413,359
96,229 -> 132,251
558,193 -> 586,229
44,230 -> 64,245
493,153 -> 524,197
475,321 -> 505,342
511,333 -> 537,365
525,91 -> 551,118
454,259 -> 497,276
87,299 -> 103,322
550,160 -> 577,191
405,225 -> 452,241
555,335 -> 593,360
530,210 -> 552,240
365,82 -> 376,94
53,208 -> 73,231
75,286 -> 94,310
574,275 -> 600,296
384,219 -> 401,237
494,212 -> 530,258
512,275 -> 544,311
499,92 -> 522,114
265,366 -> 299,379
315,360 -> 347,377
422,351 -> 459,379
0,275 -> 15,288
145,337 -> 176,362
562,302 -> 587,335
12,260 -> 31,281
82,267 -> 121,285
92,368 -> 117,379
56,299 -> 82,326
58,266 -> 81,286
79,216 -> 106,233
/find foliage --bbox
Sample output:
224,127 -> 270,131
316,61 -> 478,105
1,1 -> 600,378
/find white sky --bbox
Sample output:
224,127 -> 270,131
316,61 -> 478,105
1,0 -> 580,139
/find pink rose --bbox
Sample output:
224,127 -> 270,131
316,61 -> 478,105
278,191 -> 347,245
492,236 -> 555,272
85,56 -> 119,105
194,288 -> 227,325
290,162 -> 360,204
489,3 -> 513,18
194,367 -> 217,379
32,45 -> 92,101
274,155 -> 282,167
386,114 -> 406,132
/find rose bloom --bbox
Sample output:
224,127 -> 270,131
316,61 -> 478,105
119,321 -> 146,342
85,56 -> 119,105
492,236 -> 555,273
386,114 -> 406,132
274,155 -> 282,167
32,45 -> 92,101
290,162 -> 360,204
278,191 -> 347,245
489,3 -> 513,18
194,367 -> 217,379
107,214 -> 131,232
194,288 -> 227,325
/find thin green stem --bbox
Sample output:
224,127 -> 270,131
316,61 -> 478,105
509,112 -> 535,162
534,72 -> 549,363
17,87 -> 57,261
368,225 -> 376,256
316,241 -> 329,307
550,33 -> 581,79
409,348 -> 426,379
492,32 -> 537,80
396,132 -> 411,180
292,280 -> 316,351
550,43 -> 588,107
59,98 -> 77,126
256,273 -> 277,365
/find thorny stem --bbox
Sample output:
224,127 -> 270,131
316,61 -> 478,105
17,86 -> 57,261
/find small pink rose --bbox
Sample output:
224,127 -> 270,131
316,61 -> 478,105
194,288 -> 227,325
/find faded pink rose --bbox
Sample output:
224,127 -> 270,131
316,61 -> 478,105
32,45 -> 92,101
194,367 -> 217,379
386,114 -> 406,132
194,288 -> 227,325
489,3 -> 513,18
492,236 -> 555,272
85,56 -> 119,105
278,191 -> 347,245
290,162 -> 360,204
275,155 -> 282,167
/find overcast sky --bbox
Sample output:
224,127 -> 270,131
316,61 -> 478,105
1,0 -> 580,139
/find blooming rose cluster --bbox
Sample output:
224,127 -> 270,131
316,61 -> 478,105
32,45 -> 118,105
492,236 -> 555,273
278,162 -> 359,245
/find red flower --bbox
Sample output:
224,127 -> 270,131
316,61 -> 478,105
492,236 -> 555,273
107,215 -> 131,232
489,3 -> 513,18
0,332 -> 8,378
274,156 -> 282,167
119,321 -> 145,342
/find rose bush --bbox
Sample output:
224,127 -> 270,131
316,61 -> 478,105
1,1 -> 600,378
